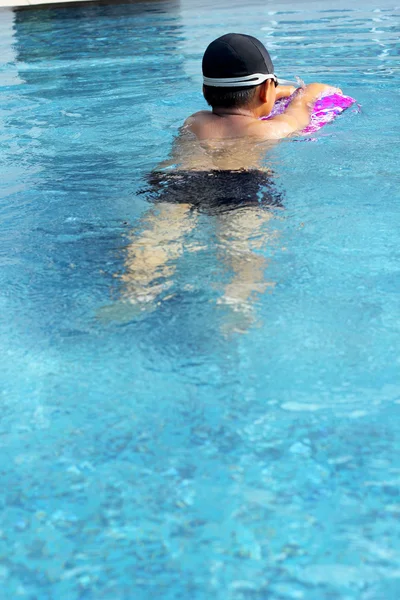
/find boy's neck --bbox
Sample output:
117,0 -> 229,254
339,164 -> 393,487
212,107 -> 258,119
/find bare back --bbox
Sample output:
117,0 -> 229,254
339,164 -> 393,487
158,129 -> 274,172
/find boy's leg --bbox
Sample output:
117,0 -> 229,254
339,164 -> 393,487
99,202 -> 197,322
215,207 -> 278,333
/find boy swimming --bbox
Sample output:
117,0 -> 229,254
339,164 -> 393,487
186,32 -> 342,143
101,33 -> 342,327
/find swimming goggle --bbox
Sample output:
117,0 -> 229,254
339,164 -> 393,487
203,73 -> 279,87
203,74 -> 297,88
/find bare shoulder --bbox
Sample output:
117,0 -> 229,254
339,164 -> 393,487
248,115 -> 299,140
184,111 -> 213,127
183,111 -> 216,136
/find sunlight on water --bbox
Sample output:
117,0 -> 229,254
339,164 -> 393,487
0,0 -> 400,597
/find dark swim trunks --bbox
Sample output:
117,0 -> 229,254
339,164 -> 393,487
142,169 -> 284,215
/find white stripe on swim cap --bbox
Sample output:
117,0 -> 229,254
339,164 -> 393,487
203,73 -> 278,87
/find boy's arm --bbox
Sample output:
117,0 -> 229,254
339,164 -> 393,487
275,84 -> 296,99
255,83 -> 342,139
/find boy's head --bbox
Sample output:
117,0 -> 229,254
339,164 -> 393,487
202,33 -> 278,115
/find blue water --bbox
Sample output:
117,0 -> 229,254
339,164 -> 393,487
0,0 -> 400,597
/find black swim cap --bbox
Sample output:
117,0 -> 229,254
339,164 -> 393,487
202,33 -> 276,88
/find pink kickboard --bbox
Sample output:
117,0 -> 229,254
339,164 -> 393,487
261,92 -> 356,134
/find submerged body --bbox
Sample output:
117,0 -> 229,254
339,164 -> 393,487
103,33 -> 343,330
108,83 -> 343,325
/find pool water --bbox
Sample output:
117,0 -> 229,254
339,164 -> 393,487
0,0 -> 400,597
